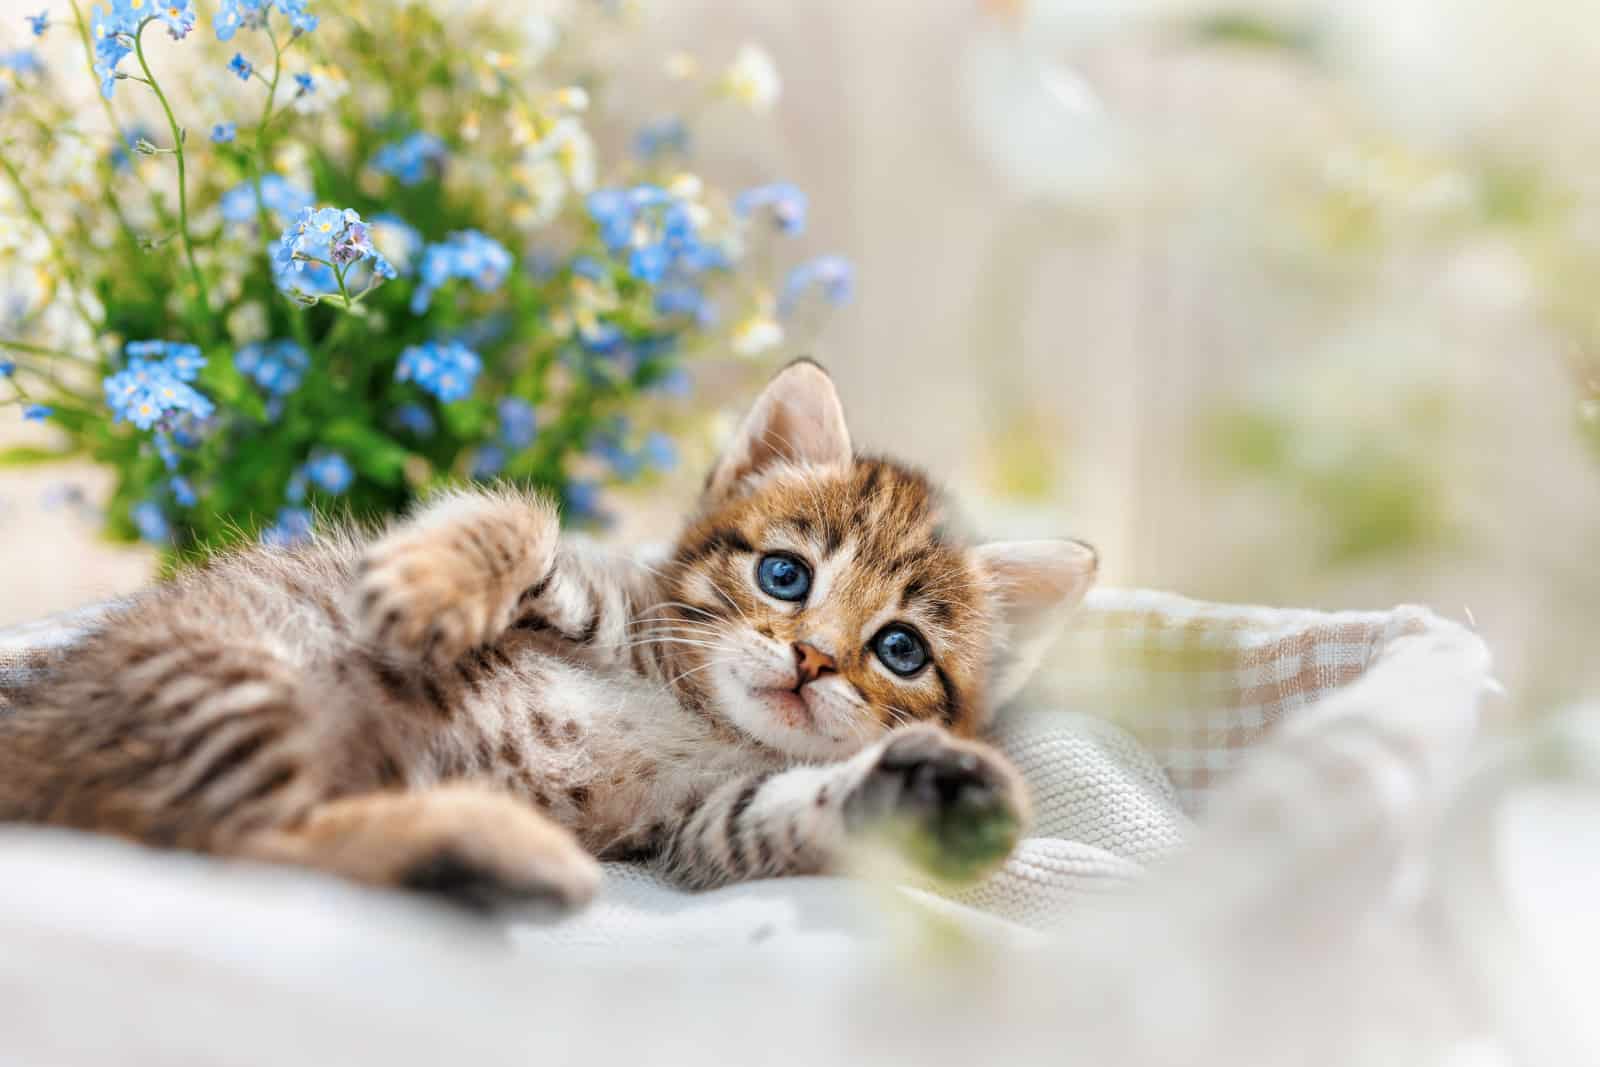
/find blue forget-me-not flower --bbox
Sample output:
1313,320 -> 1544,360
396,339 -> 481,403
409,231 -> 512,314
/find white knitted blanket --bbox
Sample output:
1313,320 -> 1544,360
507,708 -> 1185,955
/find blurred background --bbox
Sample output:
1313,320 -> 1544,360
3,0 -> 1598,719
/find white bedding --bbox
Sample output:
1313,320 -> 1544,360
7,589 -> 1575,1067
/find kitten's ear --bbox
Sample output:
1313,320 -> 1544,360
975,539 -> 1098,711
705,359 -> 852,503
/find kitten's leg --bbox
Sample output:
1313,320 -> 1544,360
355,488 -> 560,667
241,784 -> 601,912
0,599 -> 596,911
656,724 -> 1029,890
0,632 -> 324,847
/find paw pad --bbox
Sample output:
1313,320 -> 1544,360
845,726 -> 1026,884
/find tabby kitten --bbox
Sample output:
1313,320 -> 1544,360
0,361 -> 1096,909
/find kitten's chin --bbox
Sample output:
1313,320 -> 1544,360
707,670 -> 862,761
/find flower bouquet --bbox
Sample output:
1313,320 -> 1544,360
0,0 -> 852,556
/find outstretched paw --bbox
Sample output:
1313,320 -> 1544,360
252,785 -> 602,915
355,491 -> 558,667
393,795 -> 602,914
844,724 -> 1028,883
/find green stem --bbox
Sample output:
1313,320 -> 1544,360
132,18 -> 211,329
67,2 -> 176,231
257,23 -> 286,159
1,365 -> 97,404
247,23 -> 314,353
0,154 -> 102,338
68,3 -> 138,168
350,274 -> 386,305
320,263 -> 358,359
0,339 -> 99,365
2,395 -> 102,419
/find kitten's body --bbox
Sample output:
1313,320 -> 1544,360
0,363 -> 1096,906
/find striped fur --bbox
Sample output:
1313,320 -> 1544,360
0,362 -> 1096,906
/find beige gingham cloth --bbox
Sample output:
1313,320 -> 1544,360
1041,589 -> 1446,810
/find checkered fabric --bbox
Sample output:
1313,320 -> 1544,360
1026,589 -> 1451,810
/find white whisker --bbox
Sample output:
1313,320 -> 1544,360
665,657 -> 728,690
633,601 -> 719,622
619,637 -> 727,653
704,574 -> 753,628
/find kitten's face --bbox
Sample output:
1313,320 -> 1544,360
665,458 -> 989,760
657,362 -> 1097,760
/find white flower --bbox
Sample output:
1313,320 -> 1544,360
668,172 -> 703,200
731,311 -> 783,356
723,43 -> 780,112
510,158 -> 567,228
552,86 -> 588,113
526,117 -> 596,196
558,122 -> 596,194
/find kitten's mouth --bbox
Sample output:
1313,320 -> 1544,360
751,686 -> 814,730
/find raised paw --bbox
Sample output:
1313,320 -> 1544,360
354,490 -> 558,667
844,724 -> 1028,884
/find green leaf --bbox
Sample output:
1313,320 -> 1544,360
439,398 -> 490,439
1187,13 -> 1316,53
0,444 -> 80,466
321,418 -> 413,487
319,294 -> 368,315
197,352 -> 268,420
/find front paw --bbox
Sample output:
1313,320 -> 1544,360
844,725 -> 1028,884
357,537 -> 496,667
355,492 -> 558,667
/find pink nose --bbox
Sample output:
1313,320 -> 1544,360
793,641 -> 837,687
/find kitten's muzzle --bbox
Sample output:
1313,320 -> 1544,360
793,641 -> 838,689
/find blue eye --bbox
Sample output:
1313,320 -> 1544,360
756,553 -> 811,602
873,624 -> 929,677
